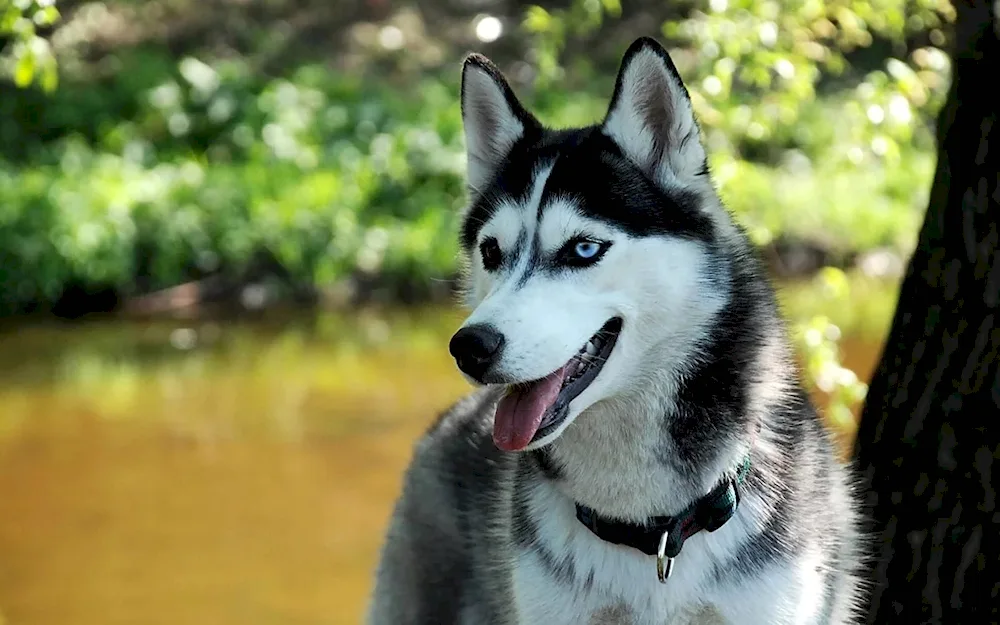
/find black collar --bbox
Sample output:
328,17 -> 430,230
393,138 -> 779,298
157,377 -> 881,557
575,454 -> 752,560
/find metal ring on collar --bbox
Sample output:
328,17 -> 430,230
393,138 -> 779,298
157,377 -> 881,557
656,530 -> 675,584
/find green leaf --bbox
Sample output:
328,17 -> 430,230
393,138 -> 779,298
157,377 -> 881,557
33,6 -> 60,27
13,49 -> 35,88
600,0 -> 622,18
523,6 -> 553,33
40,58 -> 58,93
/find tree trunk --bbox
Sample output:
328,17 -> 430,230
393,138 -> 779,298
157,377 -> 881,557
853,1 -> 999,622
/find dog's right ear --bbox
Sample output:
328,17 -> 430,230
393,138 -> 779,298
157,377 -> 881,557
602,37 -> 707,186
461,54 -> 538,194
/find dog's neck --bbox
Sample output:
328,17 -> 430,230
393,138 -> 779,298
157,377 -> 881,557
532,397 -> 754,522
530,289 -> 792,523
513,228 -> 793,522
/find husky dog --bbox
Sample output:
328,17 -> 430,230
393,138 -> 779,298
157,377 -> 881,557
367,37 -> 864,625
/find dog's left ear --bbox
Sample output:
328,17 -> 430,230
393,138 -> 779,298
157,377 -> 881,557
602,37 -> 707,185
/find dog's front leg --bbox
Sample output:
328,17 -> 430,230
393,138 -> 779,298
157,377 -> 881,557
366,459 -> 470,625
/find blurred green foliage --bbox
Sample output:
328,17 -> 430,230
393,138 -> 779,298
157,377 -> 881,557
0,1 -> 953,315
781,266 -> 899,432
0,0 -> 60,90
0,66 -> 473,309
0,0 -> 956,421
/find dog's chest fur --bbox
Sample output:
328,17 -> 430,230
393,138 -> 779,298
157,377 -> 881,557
512,545 -> 730,625
512,552 -> 721,625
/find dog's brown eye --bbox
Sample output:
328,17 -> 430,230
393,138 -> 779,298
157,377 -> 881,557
480,237 -> 502,271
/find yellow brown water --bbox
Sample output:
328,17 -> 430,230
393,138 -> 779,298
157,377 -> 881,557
0,305 -> 883,625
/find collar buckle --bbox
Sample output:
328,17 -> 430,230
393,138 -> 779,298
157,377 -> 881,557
655,530 -> 675,584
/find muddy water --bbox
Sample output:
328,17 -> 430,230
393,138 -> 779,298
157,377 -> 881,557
0,306 -> 883,625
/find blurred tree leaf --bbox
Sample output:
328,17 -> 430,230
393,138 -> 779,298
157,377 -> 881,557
13,45 -> 34,87
1,0 -> 60,92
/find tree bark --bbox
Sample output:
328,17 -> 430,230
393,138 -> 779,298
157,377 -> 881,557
854,1 -> 999,622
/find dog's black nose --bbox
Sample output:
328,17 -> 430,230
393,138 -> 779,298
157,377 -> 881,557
449,324 -> 505,380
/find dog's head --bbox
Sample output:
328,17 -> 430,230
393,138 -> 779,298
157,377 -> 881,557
450,37 -> 733,452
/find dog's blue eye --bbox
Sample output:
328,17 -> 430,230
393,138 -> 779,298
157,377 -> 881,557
558,238 -> 610,268
574,241 -> 601,259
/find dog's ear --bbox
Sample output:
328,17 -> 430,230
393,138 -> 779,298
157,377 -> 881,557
602,37 -> 707,185
461,54 -> 539,194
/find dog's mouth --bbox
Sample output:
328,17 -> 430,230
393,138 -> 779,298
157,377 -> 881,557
492,317 -> 623,452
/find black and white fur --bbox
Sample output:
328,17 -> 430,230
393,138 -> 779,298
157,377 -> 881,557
367,37 -> 865,624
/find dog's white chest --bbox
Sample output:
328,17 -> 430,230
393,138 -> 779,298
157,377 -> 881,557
510,551 -> 649,625
509,515 -> 714,625
511,549 -> 726,624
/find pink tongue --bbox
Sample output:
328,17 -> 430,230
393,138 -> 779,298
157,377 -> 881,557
493,366 -> 567,452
